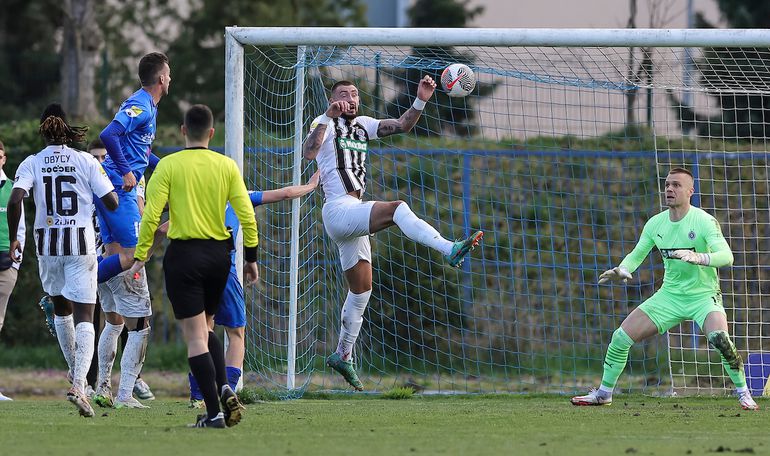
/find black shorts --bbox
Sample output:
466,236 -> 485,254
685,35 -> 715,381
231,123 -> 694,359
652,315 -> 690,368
163,239 -> 230,320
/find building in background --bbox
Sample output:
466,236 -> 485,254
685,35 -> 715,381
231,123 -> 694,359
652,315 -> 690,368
364,0 -> 410,27
359,0 -> 728,139
362,0 -> 723,29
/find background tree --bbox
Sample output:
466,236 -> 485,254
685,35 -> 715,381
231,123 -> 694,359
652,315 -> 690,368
158,0 -> 367,124
0,0 -> 62,123
60,0 -> 102,120
668,0 -> 770,139
94,0 -> 184,119
384,0 -> 492,137
625,0 -> 678,129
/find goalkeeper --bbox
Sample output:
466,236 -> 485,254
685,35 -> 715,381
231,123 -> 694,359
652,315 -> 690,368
572,168 -> 757,410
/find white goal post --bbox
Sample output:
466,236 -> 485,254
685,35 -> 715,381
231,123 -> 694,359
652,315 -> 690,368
225,27 -> 770,397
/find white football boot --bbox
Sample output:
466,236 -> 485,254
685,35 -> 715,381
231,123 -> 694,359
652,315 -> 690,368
570,388 -> 612,406
739,391 -> 759,411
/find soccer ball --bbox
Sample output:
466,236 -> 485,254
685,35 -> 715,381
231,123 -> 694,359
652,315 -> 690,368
441,63 -> 476,97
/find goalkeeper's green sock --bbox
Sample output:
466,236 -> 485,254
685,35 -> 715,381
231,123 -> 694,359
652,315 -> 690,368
600,327 -> 635,391
708,330 -> 747,389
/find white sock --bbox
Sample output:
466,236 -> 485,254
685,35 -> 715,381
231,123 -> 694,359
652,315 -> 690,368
117,327 -> 149,401
392,203 -> 454,256
598,385 -> 614,397
335,290 -> 372,361
73,322 -> 95,392
736,385 -> 749,394
54,315 -> 76,377
97,322 -> 124,388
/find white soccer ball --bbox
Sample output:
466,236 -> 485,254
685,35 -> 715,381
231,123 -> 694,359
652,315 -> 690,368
441,63 -> 476,97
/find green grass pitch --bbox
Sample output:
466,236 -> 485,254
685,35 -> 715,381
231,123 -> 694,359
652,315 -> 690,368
0,394 -> 766,455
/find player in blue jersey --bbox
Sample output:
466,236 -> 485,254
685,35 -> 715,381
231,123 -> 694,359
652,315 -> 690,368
96,52 -> 169,282
179,171 -> 319,407
91,52 -> 170,408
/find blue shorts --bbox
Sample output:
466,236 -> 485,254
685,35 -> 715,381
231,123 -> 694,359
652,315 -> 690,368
214,271 -> 245,328
94,168 -> 141,248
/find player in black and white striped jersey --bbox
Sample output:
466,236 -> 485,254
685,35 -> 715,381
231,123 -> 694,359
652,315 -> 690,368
302,78 -> 483,391
7,104 -> 118,417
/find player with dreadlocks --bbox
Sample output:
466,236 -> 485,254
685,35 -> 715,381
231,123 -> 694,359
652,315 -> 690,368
8,104 -> 118,417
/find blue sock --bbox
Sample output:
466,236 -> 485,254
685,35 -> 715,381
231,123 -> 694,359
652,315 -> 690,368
188,372 -> 204,400
97,254 -> 124,283
226,366 -> 242,391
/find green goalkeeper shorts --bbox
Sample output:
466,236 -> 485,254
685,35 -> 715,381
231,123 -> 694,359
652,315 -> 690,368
637,289 -> 726,334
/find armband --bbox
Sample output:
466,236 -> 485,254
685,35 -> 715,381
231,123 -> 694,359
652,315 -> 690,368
412,98 -> 426,111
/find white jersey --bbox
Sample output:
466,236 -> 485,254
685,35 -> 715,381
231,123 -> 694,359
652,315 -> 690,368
136,175 -> 146,201
307,115 -> 380,201
14,145 -> 114,256
91,205 -> 103,255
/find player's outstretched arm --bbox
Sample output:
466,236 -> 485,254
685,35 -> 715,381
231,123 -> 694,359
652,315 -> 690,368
377,75 -> 436,138
260,170 -> 320,204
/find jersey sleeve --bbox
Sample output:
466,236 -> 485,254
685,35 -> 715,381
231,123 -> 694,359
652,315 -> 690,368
619,218 -> 657,273
227,160 -> 258,250
135,160 -> 170,261
113,102 -> 152,133
88,157 -> 115,198
12,157 -> 35,195
148,153 -> 161,170
305,115 -> 331,142
702,214 -> 734,267
356,115 -> 381,140
100,120 -> 131,177
249,191 -> 263,207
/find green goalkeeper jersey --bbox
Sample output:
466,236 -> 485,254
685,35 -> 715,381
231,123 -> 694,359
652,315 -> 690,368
619,206 -> 733,296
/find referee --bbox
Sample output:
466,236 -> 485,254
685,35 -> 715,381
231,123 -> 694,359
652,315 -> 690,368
129,104 -> 258,428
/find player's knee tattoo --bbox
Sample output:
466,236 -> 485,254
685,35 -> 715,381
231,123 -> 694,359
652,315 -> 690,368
708,330 -> 742,371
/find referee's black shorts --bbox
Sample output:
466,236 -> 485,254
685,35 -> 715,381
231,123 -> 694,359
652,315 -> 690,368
163,239 -> 230,320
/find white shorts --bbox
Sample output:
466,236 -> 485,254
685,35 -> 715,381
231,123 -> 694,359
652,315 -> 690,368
97,282 -> 114,312
38,255 -> 98,303
322,196 -> 375,271
99,269 -> 152,318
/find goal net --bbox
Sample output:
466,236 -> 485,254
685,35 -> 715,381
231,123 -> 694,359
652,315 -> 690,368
225,28 -> 770,397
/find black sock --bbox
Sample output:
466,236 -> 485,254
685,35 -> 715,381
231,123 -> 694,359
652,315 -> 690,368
86,303 -> 101,388
120,326 -> 128,351
207,331 -> 228,392
188,353 -> 220,419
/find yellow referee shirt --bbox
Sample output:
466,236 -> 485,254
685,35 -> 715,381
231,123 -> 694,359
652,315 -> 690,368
134,147 -> 258,261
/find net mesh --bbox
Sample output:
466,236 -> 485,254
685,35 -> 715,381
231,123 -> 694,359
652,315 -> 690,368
238,41 -> 770,397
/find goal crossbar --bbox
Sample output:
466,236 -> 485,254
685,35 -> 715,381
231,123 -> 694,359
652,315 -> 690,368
226,27 -> 770,48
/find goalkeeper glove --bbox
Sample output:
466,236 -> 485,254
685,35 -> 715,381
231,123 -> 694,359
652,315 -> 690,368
598,266 -> 632,285
672,250 -> 710,266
